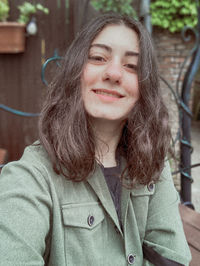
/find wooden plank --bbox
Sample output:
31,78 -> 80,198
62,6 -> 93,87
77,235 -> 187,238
179,205 -> 200,265
189,245 -> 200,266
179,204 -> 200,230
182,221 -> 200,251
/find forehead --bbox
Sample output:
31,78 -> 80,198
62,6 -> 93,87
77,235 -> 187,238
91,24 -> 139,53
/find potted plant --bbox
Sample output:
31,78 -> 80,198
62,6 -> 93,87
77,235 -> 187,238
0,0 -> 49,53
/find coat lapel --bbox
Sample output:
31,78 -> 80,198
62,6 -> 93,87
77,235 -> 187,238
119,157 -> 131,229
121,185 -> 131,229
87,164 -> 122,234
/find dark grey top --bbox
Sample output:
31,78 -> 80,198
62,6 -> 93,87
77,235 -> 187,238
100,162 -> 122,226
101,161 -> 184,266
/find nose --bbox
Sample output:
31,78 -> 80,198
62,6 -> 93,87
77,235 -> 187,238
102,60 -> 122,84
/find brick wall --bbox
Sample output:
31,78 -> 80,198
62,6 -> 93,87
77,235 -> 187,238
153,29 -> 194,189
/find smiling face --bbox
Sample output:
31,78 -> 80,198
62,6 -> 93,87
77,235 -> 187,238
81,24 -> 140,122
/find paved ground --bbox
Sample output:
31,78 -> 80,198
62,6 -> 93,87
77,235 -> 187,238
191,121 -> 200,213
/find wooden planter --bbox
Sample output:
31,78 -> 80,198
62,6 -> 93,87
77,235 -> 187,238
0,148 -> 7,164
0,22 -> 26,53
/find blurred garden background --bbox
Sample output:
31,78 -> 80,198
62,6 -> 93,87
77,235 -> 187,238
0,0 -> 200,209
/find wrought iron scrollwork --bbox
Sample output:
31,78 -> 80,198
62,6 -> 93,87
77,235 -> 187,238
41,49 -> 63,86
161,1 -> 200,207
0,104 -> 40,117
180,3 -> 200,205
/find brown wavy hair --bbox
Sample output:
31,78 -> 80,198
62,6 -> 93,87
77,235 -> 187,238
38,13 -> 171,187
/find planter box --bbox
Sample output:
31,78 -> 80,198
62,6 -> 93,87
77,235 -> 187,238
0,148 -> 7,164
0,22 -> 26,53
0,148 -> 7,172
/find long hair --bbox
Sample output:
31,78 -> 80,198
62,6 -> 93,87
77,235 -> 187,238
38,13 -> 171,187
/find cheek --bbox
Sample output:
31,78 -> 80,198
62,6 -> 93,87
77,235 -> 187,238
82,64 -> 97,87
135,77 -> 140,98
81,66 -> 95,103
81,66 -> 89,97
126,75 -> 140,98
82,65 -> 89,85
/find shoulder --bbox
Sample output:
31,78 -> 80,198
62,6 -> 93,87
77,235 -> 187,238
16,141 -> 54,176
159,159 -> 172,182
21,141 -> 52,168
0,141 -> 55,192
154,159 -> 177,196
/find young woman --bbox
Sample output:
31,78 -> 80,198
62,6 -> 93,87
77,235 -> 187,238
0,13 -> 191,265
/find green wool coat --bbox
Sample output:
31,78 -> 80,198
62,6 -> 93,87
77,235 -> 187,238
0,144 -> 191,266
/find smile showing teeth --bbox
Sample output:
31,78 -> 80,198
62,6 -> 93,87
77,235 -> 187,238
93,89 -> 122,98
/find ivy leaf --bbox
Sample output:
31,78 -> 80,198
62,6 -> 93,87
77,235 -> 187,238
91,0 -> 137,18
151,0 -> 198,32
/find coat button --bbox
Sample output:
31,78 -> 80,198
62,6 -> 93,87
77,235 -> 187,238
87,215 -> 95,226
147,181 -> 154,192
127,254 -> 136,264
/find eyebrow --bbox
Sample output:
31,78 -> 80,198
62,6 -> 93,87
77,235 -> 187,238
90,43 -> 139,57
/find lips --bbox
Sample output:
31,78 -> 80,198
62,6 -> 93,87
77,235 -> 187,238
92,89 -> 124,98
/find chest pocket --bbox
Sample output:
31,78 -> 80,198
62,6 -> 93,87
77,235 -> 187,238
61,202 -> 105,265
131,181 -> 155,197
130,182 -> 155,242
61,201 -> 104,229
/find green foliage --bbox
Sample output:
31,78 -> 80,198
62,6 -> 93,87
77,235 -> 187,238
151,0 -> 198,32
90,0 -> 137,18
18,2 -> 49,24
0,0 -> 9,21
0,0 -> 49,24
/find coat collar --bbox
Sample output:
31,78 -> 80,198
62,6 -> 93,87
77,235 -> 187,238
87,163 -> 123,235
86,158 -> 155,236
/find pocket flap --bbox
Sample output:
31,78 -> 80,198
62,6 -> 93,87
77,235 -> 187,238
131,182 -> 155,196
61,202 -> 104,229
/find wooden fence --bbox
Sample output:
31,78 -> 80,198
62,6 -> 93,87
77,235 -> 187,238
0,0 -> 95,162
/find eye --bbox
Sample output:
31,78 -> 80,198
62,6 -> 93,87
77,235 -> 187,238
125,64 -> 138,72
88,55 -> 106,62
125,64 -> 137,71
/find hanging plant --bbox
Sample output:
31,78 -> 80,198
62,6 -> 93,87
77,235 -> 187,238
0,0 -> 9,21
150,0 -> 198,33
0,0 -> 49,23
90,0 -> 137,18
0,1 -> 49,53
17,2 -> 49,24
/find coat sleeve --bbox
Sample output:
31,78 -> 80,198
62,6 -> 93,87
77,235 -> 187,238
0,159 -> 52,266
142,161 -> 192,266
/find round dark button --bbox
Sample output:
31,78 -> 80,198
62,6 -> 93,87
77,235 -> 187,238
127,254 -> 135,264
87,215 -> 95,226
147,181 -> 154,192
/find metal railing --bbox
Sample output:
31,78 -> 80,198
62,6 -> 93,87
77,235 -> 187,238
1,2 -> 200,209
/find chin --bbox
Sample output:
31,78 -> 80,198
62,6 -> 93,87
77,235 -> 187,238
91,113 -> 127,122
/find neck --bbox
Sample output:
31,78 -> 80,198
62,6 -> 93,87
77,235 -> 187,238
91,118 -> 125,167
